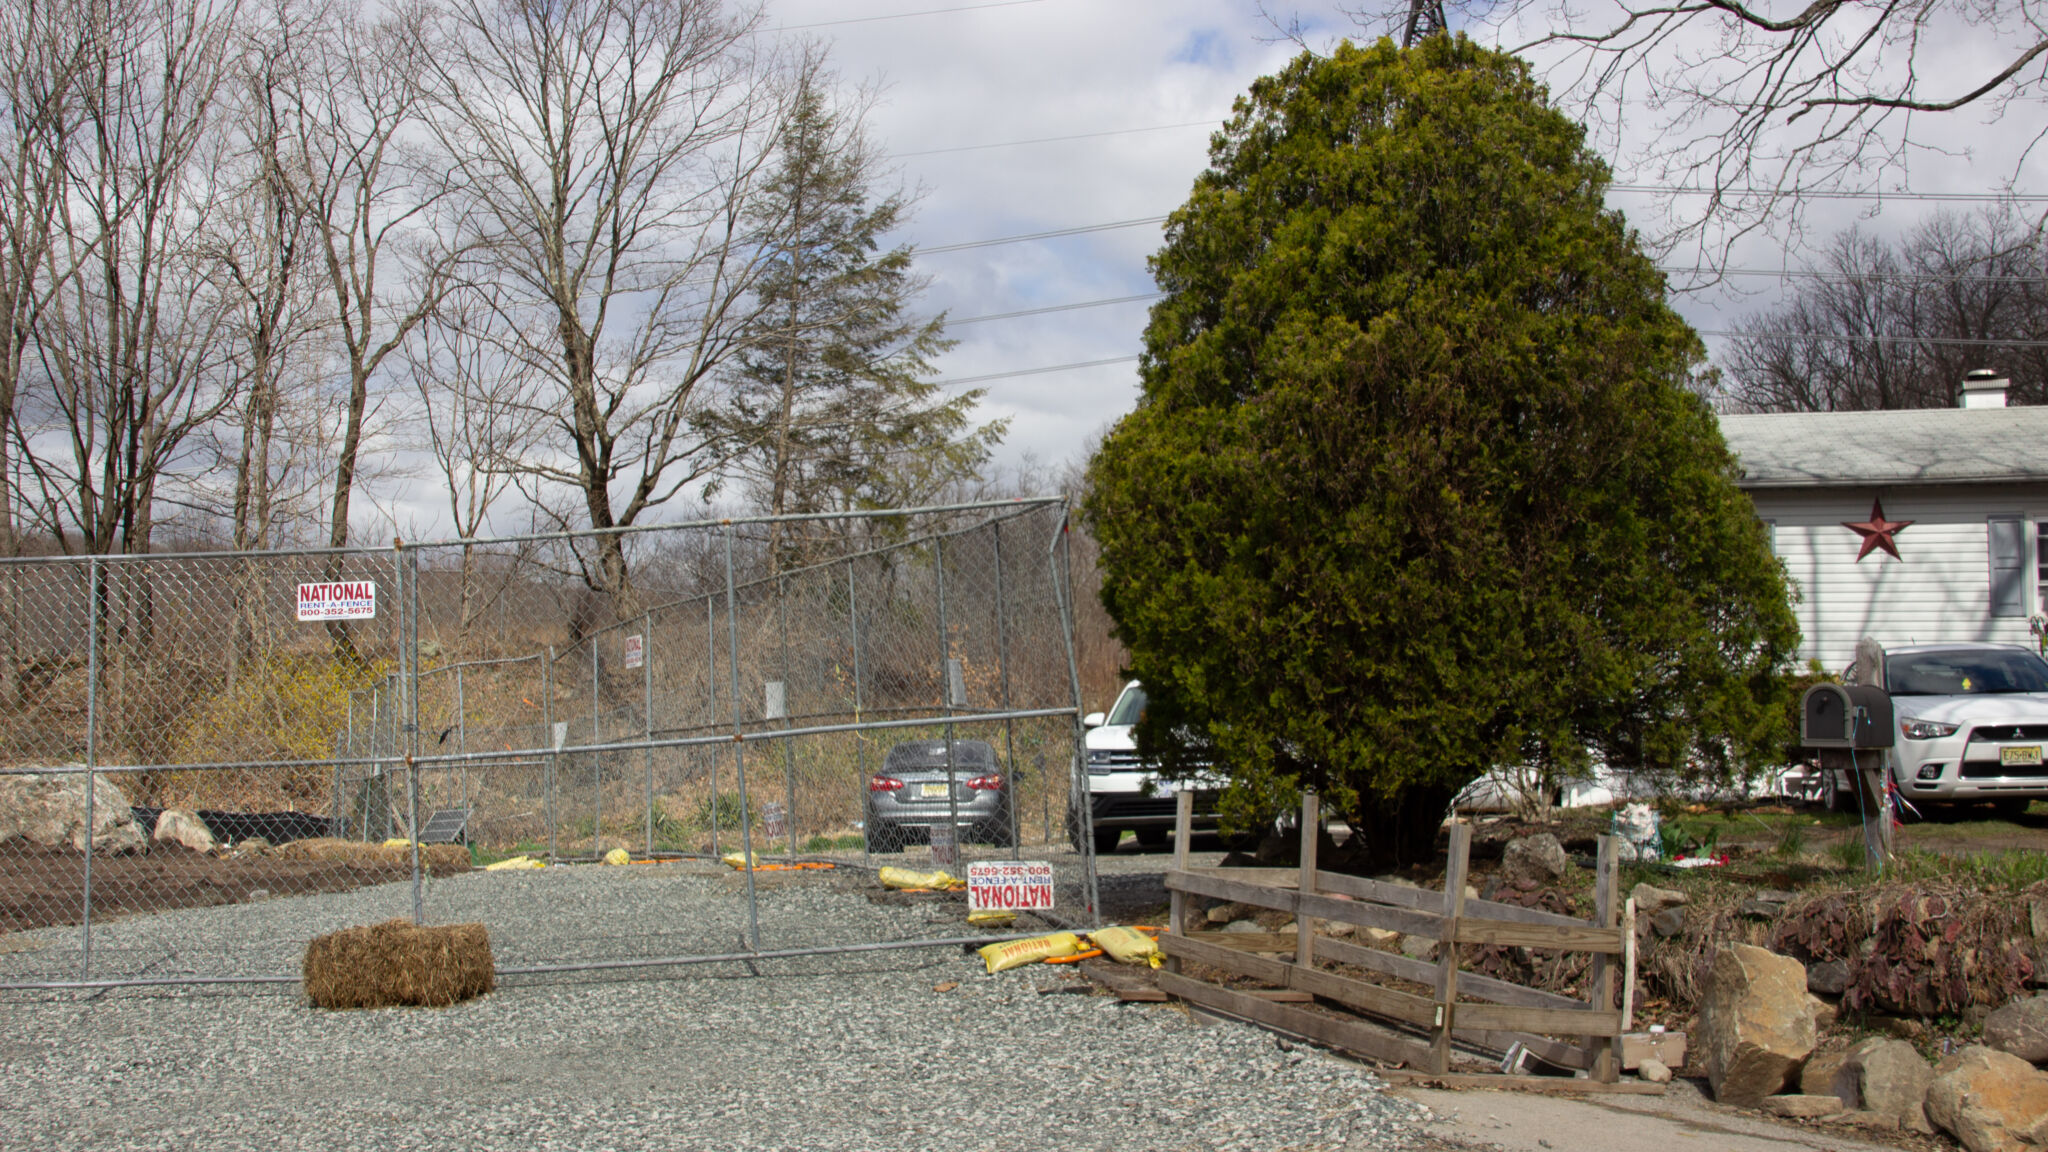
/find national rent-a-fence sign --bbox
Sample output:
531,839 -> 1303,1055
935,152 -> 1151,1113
296,581 -> 377,622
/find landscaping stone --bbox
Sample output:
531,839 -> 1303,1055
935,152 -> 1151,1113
1651,907 -> 1687,938
1629,883 -> 1688,915
1398,934 -> 1437,961
1983,994 -> 2048,1066
1699,943 -> 1819,1107
152,808 -> 216,853
1806,958 -> 1849,997
1924,1045 -> 2048,1152
1799,1040 -> 1850,1098
1358,926 -> 1399,949
1835,1037 -> 1934,1133
1808,995 -> 1838,1030
1499,833 -> 1568,885
1620,1031 -> 1687,1071
1738,897 -> 1785,919
1637,1057 -> 1672,1084
1762,1094 -> 1845,1119
0,770 -> 144,855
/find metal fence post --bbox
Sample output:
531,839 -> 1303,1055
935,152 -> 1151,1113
993,521 -> 1020,857
456,666 -> 468,814
935,537 -> 961,868
704,599 -> 719,861
724,525 -> 761,952
403,545 -> 423,925
1049,506 -> 1099,922
591,633 -> 601,856
81,555 -> 100,978
545,646 -> 557,862
642,613 -> 654,856
848,560 -> 868,864
779,576 -> 796,859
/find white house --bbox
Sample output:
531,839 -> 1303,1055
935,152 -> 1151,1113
1720,372 -> 2048,674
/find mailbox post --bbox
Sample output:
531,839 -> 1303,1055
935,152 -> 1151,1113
1800,682 -> 1898,867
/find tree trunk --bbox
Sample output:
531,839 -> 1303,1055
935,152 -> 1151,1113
1344,783 -> 1455,873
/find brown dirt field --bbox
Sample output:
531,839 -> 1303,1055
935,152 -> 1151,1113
0,842 -> 466,935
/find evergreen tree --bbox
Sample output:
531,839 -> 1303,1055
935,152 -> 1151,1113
1084,37 -> 1799,868
713,73 -> 1003,563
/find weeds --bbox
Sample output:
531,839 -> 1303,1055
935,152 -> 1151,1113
1772,821 -> 1807,859
1890,849 -> 2048,890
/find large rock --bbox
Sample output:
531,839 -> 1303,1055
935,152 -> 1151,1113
1500,833 -> 1569,885
0,770 -> 143,854
1699,944 -> 1819,1107
151,808 -> 215,853
1807,958 -> 1850,997
1629,882 -> 1688,914
1832,1037 -> 1934,1133
1983,995 -> 2048,1066
1924,1046 -> 2048,1152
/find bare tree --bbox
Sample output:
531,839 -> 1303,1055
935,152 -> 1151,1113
416,0 -> 792,615
404,289 -> 542,639
19,0 -> 245,557
1721,210 -> 2048,411
1321,2 -> 2048,260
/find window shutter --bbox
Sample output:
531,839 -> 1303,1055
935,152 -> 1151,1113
1989,516 -> 2025,617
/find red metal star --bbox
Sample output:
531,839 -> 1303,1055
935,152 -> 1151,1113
1843,497 -> 1913,562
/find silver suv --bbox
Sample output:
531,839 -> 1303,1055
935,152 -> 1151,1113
1831,642 -> 2048,819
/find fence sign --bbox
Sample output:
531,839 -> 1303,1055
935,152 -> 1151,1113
967,860 -> 1055,912
295,581 -> 377,622
624,634 -> 644,669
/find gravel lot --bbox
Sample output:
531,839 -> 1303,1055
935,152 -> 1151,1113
0,855 -> 1437,1152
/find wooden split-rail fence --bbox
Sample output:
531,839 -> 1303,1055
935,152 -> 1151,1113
1158,790 -> 1629,1081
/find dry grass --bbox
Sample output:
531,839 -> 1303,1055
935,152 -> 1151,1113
276,838 -> 471,876
303,919 -> 494,1010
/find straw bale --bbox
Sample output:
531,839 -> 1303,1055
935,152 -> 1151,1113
303,919 -> 494,1009
277,838 -> 471,875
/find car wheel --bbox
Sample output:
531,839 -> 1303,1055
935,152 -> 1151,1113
1093,826 -> 1122,856
1135,827 -> 1168,849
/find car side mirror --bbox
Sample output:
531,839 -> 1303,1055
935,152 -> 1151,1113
1083,712 -> 1106,728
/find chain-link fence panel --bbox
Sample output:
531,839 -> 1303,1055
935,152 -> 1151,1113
0,500 -> 1087,988
0,548 -> 414,987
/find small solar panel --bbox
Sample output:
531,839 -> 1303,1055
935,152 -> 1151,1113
418,808 -> 471,844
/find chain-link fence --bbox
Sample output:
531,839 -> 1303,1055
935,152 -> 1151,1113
0,499 -> 1094,988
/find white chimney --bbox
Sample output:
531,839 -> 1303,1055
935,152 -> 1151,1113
1961,368 -> 2009,409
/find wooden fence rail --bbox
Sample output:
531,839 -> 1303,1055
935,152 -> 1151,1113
1159,789 -> 1626,1080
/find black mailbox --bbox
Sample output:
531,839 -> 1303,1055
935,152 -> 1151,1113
1800,683 -> 1895,749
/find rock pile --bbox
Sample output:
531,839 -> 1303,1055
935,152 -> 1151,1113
0,770 -> 142,854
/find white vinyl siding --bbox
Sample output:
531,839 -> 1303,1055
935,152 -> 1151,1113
1751,485 -> 2048,672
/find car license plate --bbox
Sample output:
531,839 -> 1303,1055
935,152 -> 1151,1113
2001,745 -> 2043,767
920,783 -> 950,799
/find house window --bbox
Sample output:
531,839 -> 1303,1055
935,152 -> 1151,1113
1990,516 -> 2025,617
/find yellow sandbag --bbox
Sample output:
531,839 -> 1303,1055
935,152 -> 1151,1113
484,855 -> 543,871
1090,926 -> 1162,968
977,931 -> 1083,974
382,838 -> 413,849
878,866 -> 963,891
967,909 -> 1016,927
603,847 -> 631,866
721,851 -> 759,870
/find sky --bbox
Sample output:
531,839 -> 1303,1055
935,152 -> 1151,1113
756,0 -> 2048,483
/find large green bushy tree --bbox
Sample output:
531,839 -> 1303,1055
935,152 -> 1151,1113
1084,36 -> 1799,869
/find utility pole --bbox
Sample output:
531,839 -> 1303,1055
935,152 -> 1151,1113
1403,0 -> 1447,46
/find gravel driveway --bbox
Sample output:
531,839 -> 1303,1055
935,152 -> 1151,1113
0,859 -> 1435,1152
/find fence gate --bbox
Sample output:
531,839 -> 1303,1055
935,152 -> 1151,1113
0,499 -> 1097,990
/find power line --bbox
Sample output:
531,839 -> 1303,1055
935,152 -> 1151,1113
935,355 -> 1138,386
895,121 -> 1218,159
770,0 -> 1046,32
1613,185 -> 2048,204
948,293 -> 1161,325
920,216 -> 1168,254
1701,329 -> 2048,348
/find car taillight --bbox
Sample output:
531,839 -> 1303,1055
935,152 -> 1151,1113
967,774 -> 1003,791
868,775 -> 903,792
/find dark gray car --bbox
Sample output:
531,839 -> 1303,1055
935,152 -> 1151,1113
864,739 -> 1014,851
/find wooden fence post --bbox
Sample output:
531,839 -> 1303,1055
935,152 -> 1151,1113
1584,833 -> 1620,1082
1431,822 -> 1473,1074
1167,788 -> 1193,974
1296,790 -> 1318,969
